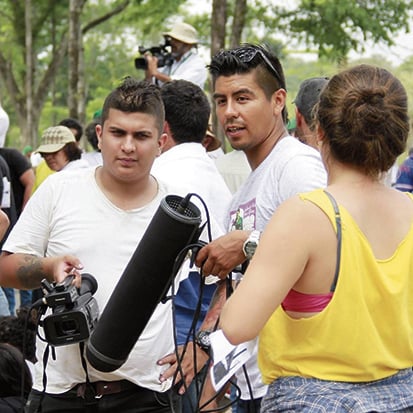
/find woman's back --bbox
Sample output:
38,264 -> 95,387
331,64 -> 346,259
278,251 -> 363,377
333,184 -> 413,259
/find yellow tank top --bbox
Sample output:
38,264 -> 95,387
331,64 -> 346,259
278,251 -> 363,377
258,188 -> 413,383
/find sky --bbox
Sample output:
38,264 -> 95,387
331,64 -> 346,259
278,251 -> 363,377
352,30 -> 413,65
186,0 -> 413,65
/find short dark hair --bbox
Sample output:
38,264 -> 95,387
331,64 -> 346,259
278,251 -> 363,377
101,77 -> 165,135
161,80 -> 210,144
85,118 -> 101,151
208,43 -> 287,123
59,118 -> 83,142
0,307 -> 37,364
294,77 -> 329,129
62,141 -> 82,161
0,343 -> 32,398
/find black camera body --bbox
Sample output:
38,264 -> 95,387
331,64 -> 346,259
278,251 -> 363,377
135,41 -> 173,70
41,274 -> 99,347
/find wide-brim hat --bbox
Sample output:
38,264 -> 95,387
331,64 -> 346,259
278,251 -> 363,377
163,22 -> 198,45
36,125 -> 76,153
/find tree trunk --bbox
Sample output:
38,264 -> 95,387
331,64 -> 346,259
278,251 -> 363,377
78,0 -> 131,128
211,0 -> 227,57
68,0 -> 85,120
25,0 -> 34,146
230,0 -> 247,48
210,0 -> 228,149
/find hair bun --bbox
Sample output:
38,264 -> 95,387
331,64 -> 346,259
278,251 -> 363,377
360,89 -> 385,106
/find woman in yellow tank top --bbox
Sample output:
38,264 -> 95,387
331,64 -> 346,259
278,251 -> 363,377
218,64 -> 413,412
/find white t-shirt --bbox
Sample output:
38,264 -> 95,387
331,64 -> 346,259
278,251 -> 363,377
3,167 -> 181,394
0,105 -> 9,148
215,150 -> 251,195
228,136 -> 327,400
152,142 -> 232,240
62,158 -> 90,171
82,151 -> 103,167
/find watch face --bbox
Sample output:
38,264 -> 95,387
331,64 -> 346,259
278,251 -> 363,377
197,331 -> 211,349
245,242 -> 257,254
243,231 -> 260,260
199,331 -> 210,346
244,241 -> 258,259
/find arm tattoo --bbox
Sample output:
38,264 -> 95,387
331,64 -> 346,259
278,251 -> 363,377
16,255 -> 48,289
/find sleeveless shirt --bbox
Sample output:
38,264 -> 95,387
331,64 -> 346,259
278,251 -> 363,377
259,188 -> 413,384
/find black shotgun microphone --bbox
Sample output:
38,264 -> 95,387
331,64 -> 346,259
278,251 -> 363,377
86,194 -> 202,372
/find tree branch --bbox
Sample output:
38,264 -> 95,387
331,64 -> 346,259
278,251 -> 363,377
82,0 -> 130,34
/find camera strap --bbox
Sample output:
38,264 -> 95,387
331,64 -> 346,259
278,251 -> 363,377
34,343 -> 51,412
79,341 -> 99,412
167,50 -> 193,76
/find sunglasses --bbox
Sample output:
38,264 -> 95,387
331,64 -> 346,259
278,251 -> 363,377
228,47 -> 283,84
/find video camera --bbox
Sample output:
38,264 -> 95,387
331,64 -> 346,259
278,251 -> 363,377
40,274 -> 99,347
134,40 -> 173,70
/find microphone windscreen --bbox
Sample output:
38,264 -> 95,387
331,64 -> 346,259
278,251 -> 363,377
86,195 -> 201,372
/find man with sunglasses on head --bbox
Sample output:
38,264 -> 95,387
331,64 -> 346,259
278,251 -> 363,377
188,44 -> 327,412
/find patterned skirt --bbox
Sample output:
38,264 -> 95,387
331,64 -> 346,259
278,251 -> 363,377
262,368 -> 413,412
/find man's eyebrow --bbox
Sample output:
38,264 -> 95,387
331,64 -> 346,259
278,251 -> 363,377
108,125 -> 125,132
213,88 -> 254,100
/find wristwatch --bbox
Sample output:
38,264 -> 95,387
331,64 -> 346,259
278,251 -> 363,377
195,330 -> 211,353
242,230 -> 261,260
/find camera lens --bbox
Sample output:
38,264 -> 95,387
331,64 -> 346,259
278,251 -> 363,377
57,319 -> 79,335
135,57 -> 148,70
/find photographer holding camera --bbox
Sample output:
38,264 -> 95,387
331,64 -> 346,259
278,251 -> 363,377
0,78 -> 183,412
144,22 -> 207,89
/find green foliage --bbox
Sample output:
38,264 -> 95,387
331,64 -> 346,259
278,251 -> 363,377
118,0 -> 186,40
273,0 -> 413,61
2,0 -> 413,148
283,55 -> 338,123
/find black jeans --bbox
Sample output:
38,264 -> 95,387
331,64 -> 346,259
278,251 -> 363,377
25,384 -> 179,413
236,397 -> 262,413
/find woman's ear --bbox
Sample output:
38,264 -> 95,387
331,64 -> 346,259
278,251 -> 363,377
316,125 -> 325,149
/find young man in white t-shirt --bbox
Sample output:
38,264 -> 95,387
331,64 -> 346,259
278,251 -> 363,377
0,79 -> 184,412
192,44 -> 327,412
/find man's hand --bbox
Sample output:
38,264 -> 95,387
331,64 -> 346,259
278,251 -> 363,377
0,252 -> 83,290
157,342 -> 209,394
194,230 -> 249,278
145,54 -> 159,78
48,255 -> 84,287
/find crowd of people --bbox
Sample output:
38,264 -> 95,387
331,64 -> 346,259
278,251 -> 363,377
0,19 -> 412,413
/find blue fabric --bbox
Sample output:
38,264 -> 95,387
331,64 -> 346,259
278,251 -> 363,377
262,368 -> 413,412
2,287 -> 14,314
395,155 -> 413,192
0,288 -> 10,316
173,271 -> 217,346
19,289 -> 32,307
2,288 -> 32,314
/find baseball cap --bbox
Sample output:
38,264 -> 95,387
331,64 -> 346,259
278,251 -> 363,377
293,77 -> 329,122
36,125 -> 76,153
163,22 -> 198,45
